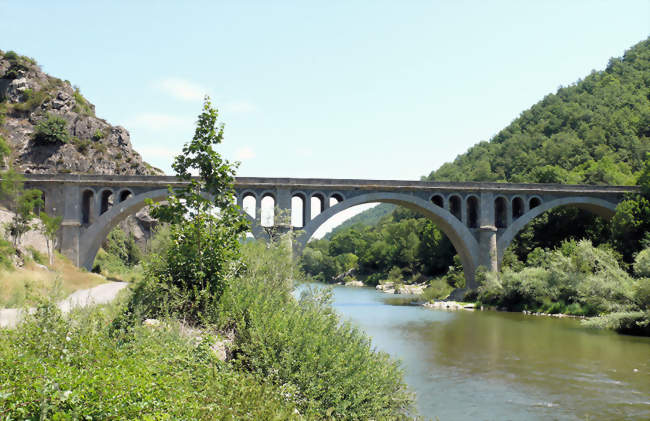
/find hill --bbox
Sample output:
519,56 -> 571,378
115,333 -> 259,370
427,38 -> 649,185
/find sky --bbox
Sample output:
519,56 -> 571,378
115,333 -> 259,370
1,1 -> 648,236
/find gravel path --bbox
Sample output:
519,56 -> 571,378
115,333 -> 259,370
0,281 -> 129,328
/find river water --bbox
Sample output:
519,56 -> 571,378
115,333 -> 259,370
304,283 -> 650,420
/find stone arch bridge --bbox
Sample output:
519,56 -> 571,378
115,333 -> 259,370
23,174 -> 637,289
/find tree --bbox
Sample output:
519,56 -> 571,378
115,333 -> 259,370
0,168 -> 43,246
39,212 -> 62,265
142,96 -> 248,322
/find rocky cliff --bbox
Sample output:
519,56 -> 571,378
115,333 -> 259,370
0,50 -> 161,176
0,49 -> 163,247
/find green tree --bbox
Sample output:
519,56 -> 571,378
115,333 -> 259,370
39,212 -> 62,265
137,96 -> 248,323
0,169 -> 43,246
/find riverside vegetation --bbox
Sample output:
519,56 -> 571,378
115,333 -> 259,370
300,38 -> 650,335
0,98 -> 415,419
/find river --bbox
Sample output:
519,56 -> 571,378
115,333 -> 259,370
303,283 -> 650,420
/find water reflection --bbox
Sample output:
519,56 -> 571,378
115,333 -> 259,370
304,283 -> 650,420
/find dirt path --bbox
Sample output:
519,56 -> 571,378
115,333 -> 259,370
0,281 -> 129,328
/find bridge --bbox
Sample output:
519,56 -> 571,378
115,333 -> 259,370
23,173 -> 637,289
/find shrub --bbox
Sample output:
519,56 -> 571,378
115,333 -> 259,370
92,128 -> 104,140
72,86 -> 94,116
33,113 -> 69,144
422,277 -> 453,301
11,88 -> 48,113
0,238 -> 15,270
634,248 -> 650,277
71,137 -> 91,154
0,301 -> 300,419
216,240 -> 415,419
479,240 -> 639,317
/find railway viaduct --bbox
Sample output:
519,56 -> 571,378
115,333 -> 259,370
22,173 -> 637,289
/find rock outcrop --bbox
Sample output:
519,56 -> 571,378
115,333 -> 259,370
0,50 -> 163,246
0,51 -> 161,176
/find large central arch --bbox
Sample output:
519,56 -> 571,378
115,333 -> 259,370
78,188 -> 263,270
297,192 -> 481,287
496,196 -> 618,266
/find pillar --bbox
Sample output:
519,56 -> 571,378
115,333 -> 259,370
60,184 -> 81,265
303,195 -> 311,226
478,191 -> 498,272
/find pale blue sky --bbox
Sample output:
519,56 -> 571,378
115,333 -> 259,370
1,1 -> 648,181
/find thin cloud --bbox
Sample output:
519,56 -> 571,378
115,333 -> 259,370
224,101 -> 257,113
127,112 -> 194,131
235,146 -> 255,160
155,77 -> 205,101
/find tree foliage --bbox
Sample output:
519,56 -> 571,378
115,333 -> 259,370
0,168 -> 43,245
131,97 -> 248,324
32,113 -> 70,144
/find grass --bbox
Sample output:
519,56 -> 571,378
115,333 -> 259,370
0,252 -> 106,308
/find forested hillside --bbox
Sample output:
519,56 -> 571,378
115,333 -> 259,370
428,38 -> 649,185
302,38 -> 650,288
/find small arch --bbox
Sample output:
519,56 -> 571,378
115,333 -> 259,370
466,195 -> 479,228
431,194 -> 444,207
512,196 -> 524,220
242,193 -> 257,219
529,197 -> 542,209
329,192 -> 344,207
292,193 -> 306,227
495,196 -> 508,228
81,189 -> 95,225
311,192 -> 326,219
261,193 -> 275,227
449,195 -> 462,220
100,189 -> 114,215
118,189 -> 133,203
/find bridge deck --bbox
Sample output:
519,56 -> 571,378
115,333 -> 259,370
21,174 -> 640,195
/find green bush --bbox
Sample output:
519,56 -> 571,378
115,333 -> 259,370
216,240 -> 415,419
0,238 -> 15,270
33,113 -> 69,144
0,301 -> 300,419
103,227 -> 142,267
11,88 -> 48,114
71,137 -> 91,154
634,248 -> 650,277
72,86 -> 94,116
92,128 -> 104,140
422,277 -> 454,301
26,246 -> 46,265
478,240 -> 639,317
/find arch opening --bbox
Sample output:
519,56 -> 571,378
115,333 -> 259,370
81,190 -> 94,225
432,194 -> 444,207
467,196 -> 479,228
119,190 -> 133,203
329,193 -> 343,207
242,194 -> 256,219
311,193 -> 325,219
449,195 -> 462,221
261,194 -> 275,227
512,197 -> 524,220
100,190 -> 114,215
495,197 -> 508,228
529,197 -> 542,209
291,194 -> 306,227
